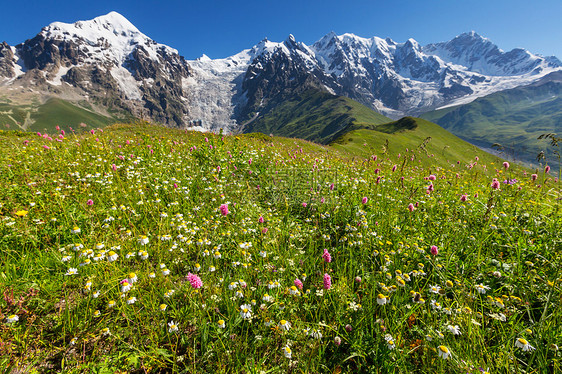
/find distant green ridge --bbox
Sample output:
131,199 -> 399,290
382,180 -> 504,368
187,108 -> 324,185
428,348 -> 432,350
243,89 -> 391,144
330,117 -> 507,169
0,98 -> 127,133
421,72 -> 562,165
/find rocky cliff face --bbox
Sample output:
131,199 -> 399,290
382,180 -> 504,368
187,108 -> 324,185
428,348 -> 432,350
0,42 -> 16,78
239,36 -> 334,122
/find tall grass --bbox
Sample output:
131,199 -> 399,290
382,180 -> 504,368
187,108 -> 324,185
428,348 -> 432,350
0,123 -> 560,373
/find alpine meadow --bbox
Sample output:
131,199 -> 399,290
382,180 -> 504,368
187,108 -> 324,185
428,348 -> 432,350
1,6 -> 562,374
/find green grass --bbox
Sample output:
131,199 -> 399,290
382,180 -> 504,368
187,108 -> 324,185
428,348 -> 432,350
0,122 -> 561,373
331,117 -> 506,170
244,89 -> 391,144
0,98 -> 124,133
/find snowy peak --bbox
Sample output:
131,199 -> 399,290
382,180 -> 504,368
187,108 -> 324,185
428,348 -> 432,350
39,11 -> 177,64
284,34 -> 297,45
45,11 -> 142,38
423,31 -> 561,76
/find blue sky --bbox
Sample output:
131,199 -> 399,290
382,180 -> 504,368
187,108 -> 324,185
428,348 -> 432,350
1,0 -> 561,60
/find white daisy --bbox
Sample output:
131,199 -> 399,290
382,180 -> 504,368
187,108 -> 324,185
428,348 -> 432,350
168,321 -> 179,333
240,304 -> 252,320
282,345 -> 292,359
438,345 -> 451,359
279,320 -> 291,331
515,338 -> 535,352
377,294 -> 388,305
447,324 -> 461,335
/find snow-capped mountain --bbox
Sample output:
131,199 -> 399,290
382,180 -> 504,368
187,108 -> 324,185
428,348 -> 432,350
192,30 -> 561,125
309,31 -> 560,115
1,12 -> 560,131
1,12 -> 191,127
423,31 -> 558,76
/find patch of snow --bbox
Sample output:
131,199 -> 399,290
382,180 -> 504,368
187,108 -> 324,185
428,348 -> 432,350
435,67 -> 561,110
110,65 -> 142,100
1,47 -> 27,86
184,49 -> 254,132
48,66 -> 70,86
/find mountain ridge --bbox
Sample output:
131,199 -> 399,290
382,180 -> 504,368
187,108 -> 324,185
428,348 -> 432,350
1,11 -> 560,133
421,71 -> 562,167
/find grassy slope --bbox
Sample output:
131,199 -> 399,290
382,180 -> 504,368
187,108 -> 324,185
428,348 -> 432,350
421,75 -> 562,165
0,98 -> 123,133
331,117 -> 507,169
244,89 -> 391,144
0,123 -> 559,373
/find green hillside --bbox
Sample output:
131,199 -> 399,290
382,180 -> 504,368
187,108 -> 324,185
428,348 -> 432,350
0,122 -> 559,373
421,72 -> 562,166
0,98 -> 126,133
244,89 -> 391,144
331,117 -> 507,169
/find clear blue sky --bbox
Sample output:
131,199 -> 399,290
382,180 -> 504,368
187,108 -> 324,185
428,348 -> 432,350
1,0 -> 561,60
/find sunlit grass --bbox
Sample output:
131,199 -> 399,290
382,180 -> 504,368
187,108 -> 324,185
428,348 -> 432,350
0,122 -> 560,373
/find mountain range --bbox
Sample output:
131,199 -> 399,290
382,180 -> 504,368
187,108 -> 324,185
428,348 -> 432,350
0,11 -> 561,167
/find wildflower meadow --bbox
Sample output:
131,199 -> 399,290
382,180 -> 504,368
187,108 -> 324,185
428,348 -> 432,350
0,123 -> 561,373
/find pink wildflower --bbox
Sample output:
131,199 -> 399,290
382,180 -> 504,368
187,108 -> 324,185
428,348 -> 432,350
545,165 -> 551,174
187,273 -> 203,289
258,216 -> 264,223
428,174 -> 436,181
362,197 -> 368,204
531,174 -> 538,181
219,204 -> 229,216
460,194 -> 468,202
323,273 -> 332,290
87,199 -> 93,206
322,248 -> 332,263
294,279 -> 303,290
302,202 -> 307,208
408,203 -> 415,212
491,179 -> 500,189
430,245 -> 439,256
